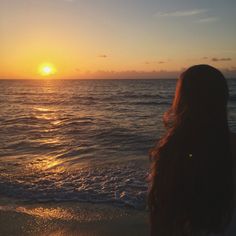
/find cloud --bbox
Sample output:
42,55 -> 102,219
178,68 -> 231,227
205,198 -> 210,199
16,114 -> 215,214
212,57 -> 232,62
145,61 -> 166,65
197,17 -> 218,23
155,9 -> 208,17
98,54 -> 108,58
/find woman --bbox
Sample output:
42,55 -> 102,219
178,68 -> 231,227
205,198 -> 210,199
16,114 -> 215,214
148,65 -> 236,236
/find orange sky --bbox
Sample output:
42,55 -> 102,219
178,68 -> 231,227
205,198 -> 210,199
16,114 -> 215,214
0,0 -> 235,79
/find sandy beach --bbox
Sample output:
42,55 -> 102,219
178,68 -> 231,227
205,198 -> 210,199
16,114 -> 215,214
0,197 -> 149,236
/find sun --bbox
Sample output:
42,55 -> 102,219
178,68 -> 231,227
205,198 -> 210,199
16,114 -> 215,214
39,63 -> 56,76
43,66 -> 52,74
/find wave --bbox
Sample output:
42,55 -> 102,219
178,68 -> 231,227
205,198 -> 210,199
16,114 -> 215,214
0,162 -> 148,209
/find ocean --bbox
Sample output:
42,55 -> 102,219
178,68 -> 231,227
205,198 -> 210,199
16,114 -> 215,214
0,79 -> 236,209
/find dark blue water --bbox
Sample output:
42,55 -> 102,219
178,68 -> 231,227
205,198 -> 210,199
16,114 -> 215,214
0,79 -> 236,208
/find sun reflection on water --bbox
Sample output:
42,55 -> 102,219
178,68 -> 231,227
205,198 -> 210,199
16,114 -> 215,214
34,107 -> 52,112
34,106 -> 59,122
15,206 -> 75,220
42,137 -> 61,145
27,156 -> 64,171
35,114 -> 58,121
51,120 -> 63,125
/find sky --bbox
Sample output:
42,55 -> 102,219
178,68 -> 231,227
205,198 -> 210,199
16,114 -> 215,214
0,0 -> 236,79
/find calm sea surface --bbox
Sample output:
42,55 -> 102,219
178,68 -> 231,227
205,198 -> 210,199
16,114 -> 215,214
0,79 -> 236,209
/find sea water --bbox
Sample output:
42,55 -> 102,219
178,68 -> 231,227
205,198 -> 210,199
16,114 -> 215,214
0,79 -> 236,209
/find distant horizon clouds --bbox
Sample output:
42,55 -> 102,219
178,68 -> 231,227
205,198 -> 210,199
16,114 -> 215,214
212,57 -> 232,62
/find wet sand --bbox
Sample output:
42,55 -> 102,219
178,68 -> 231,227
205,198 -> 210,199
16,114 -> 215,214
0,197 -> 149,236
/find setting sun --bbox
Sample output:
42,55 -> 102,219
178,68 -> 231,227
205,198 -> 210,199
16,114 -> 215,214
39,63 -> 56,76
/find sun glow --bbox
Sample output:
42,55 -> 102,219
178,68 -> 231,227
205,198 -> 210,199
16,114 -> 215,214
39,63 -> 56,76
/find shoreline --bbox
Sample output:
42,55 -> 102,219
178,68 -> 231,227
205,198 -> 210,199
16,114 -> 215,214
0,197 -> 149,236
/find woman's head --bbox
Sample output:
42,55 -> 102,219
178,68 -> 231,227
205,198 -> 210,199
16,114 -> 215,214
149,65 -> 234,236
165,65 -> 229,129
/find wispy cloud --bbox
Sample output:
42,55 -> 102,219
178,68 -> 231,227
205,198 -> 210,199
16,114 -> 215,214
197,17 -> 218,23
145,60 -> 167,65
98,54 -> 108,58
64,0 -> 76,2
155,9 -> 208,17
212,57 -> 232,62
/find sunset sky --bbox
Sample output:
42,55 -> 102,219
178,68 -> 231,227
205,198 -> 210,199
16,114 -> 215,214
0,0 -> 236,79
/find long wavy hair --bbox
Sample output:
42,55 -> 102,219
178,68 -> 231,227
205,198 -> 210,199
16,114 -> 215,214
148,65 -> 234,236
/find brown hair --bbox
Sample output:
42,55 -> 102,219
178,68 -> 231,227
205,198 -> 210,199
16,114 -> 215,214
148,65 -> 234,236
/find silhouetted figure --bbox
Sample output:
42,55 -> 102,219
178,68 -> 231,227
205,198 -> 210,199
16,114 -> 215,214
148,65 -> 236,236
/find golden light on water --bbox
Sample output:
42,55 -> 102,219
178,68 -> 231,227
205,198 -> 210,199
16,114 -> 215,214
39,63 -> 56,77
15,206 -> 75,220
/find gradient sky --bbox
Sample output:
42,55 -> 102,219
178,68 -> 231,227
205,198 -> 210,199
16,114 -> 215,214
0,0 -> 236,79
